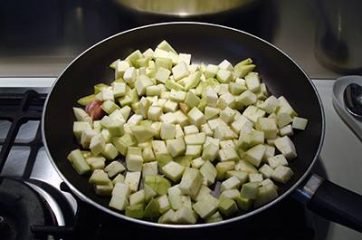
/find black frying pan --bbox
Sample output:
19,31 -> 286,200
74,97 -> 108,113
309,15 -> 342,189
42,22 -> 362,231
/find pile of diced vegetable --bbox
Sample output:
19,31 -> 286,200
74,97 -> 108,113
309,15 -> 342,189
68,40 -> 308,224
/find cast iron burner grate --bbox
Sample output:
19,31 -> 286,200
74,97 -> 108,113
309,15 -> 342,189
0,90 -> 316,240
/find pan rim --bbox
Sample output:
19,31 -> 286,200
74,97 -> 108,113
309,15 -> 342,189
41,21 -> 326,229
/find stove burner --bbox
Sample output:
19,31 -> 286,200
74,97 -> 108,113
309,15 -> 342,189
0,177 -> 50,240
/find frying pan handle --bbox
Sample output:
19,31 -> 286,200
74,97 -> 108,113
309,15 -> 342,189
298,174 -> 362,232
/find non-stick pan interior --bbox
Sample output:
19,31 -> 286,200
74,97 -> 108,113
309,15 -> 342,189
43,22 -> 324,224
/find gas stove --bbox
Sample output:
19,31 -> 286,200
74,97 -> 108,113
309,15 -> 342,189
0,77 -> 361,240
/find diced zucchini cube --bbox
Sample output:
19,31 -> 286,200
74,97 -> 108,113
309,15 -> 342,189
267,154 -> 288,169
220,176 -> 241,191
123,67 -> 137,86
67,149 -> 91,175
142,161 -> 158,177
169,89 -> 186,102
184,125 -> 199,135
155,67 -> 171,84
191,157 -> 206,169
143,198 -> 161,221
254,181 -> 278,207
160,112 -> 177,124
112,133 -> 136,156
271,165 -> 294,183
216,161 -> 235,180
217,92 -> 235,109
174,110 -> 190,126
220,107 -> 236,124
245,72 -> 261,92
80,128 -> 97,149
192,195 -> 219,219
160,123 -> 176,140
206,88 -> 218,107
201,123 -> 213,136
89,169 -> 111,185
200,161 -> 217,185
162,161 -> 185,182
255,117 -> 278,139
100,116 -> 124,137
113,81 -> 127,98
157,194 -> 171,214
101,143 -> 118,160
235,160 -> 257,174
163,100 -> 178,112
242,105 -> 266,123
104,161 -> 125,179
225,170 -> 248,184
204,106 -> 220,120
219,189 -> 240,200
89,133 -> 106,156
115,60 -> 130,79
109,182 -> 130,211
258,95 -> 278,114
94,182 -> 113,197
179,168 -> 203,198
142,146 -> 156,162
277,112 -> 293,128
125,203 -> 144,219
235,196 -> 252,210
220,140 -> 235,149
292,117 -> 308,130
258,164 -> 274,178
184,132 -> 206,145
126,148 -> 143,172
172,61 -> 190,81
263,145 -> 276,161
279,124 -> 294,136
185,91 -> 201,108
129,189 -> 145,206
112,174 -> 125,185
240,182 -> 259,199
274,136 -> 297,159
219,147 -> 239,162
174,207 -> 197,224
185,145 -> 202,158
245,144 -> 266,167
124,171 -> 141,192
187,107 -> 206,127
144,175 -> 171,196
218,198 -> 238,217
73,121 -> 92,140
86,156 -> 106,170
249,173 -> 263,183
216,69 -> 232,83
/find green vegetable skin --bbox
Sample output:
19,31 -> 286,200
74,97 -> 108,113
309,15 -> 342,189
70,40 -> 308,224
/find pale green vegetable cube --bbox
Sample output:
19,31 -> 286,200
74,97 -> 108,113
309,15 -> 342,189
218,59 -> 233,71
169,89 -> 186,102
105,161 -> 125,178
89,169 -> 111,185
135,75 -> 153,96
267,154 -> 288,168
205,211 -> 223,223
172,61 -> 189,80
109,182 -> 130,211
185,91 -> 201,108
150,122 -> 162,138
204,64 -> 219,78
142,161 -> 158,177
163,100 -> 178,112
249,173 -> 263,183
237,90 -> 257,106
271,165 -> 294,183
256,117 -> 278,139
200,161 -> 217,185
100,116 -> 124,137
174,207 -> 197,224
183,71 -> 201,90
174,110 -> 190,126
220,107 -> 236,124
219,189 -> 240,200
242,105 -> 266,123
254,181 -> 278,207
230,115 -> 253,134
204,106 -> 220,120
102,143 -> 118,160
67,149 -> 91,175
277,96 -> 297,117
160,112 -> 177,124
123,67 -> 137,86
89,133 -> 106,156
114,60 -> 130,79
124,171 -> 141,192
179,168 -> 203,198
144,184 -> 157,202
126,151 -> 143,172
201,123 -> 213,136
158,209 -> 177,224
143,198 -> 161,221
73,121 -> 92,140
86,156 -> 106,170
101,100 -> 120,115
112,133 -> 136,155
112,174 -> 125,185
245,72 -> 261,92
220,140 -> 235,149
216,161 -> 235,180
147,106 -> 162,121
142,146 -> 155,162
226,170 -> 248,184
221,176 -> 241,191
157,40 -> 177,53
235,160 -> 257,174
129,189 -> 145,206
144,175 -> 171,196
130,125 -> 154,143
219,147 -> 239,162
258,164 -> 274,178
263,145 -> 276,161
215,84 -> 230,95
277,112 -> 293,128
229,79 -> 247,95
125,203 -> 144,219
193,195 -> 219,219
160,123 -> 176,140
155,57 -> 173,70
152,140 -> 168,157
165,79 -> 185,91
184,132 -> 206,145
258,95 -> 278,113
175,124 -> 184,138
217,92 -> 235,109
162,161 -> 185,182
292,117 -> 308,130
185,145 -> 202,158
187,107 -> 206,127
157,194 -> 171,214
207,118 -> 224,131
213,125 -> 237,140
240,182 -> 259,199
201,142 -> 219,162
218,198 -> 238,217
80,128 -> 97,149
216,69 -> 232,83
274,136 -> 297,159
234,61 -> 255,78
235,196 -> 252,210
95,182 -> 113,197
146,85 -> 161,96
100,87 -> 114,101
279,124 -> 294,136
155,67 -> 171,83
168,185 -> 183,210
184,125 -> 199,135
245,144 -> 266,167
206,88 -> 218,107
191,157 -> 206,169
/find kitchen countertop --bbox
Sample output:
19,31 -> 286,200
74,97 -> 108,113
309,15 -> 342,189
0,0 -> 347,79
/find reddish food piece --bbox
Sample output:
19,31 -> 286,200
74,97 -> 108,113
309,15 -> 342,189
86,100 -> 105,120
